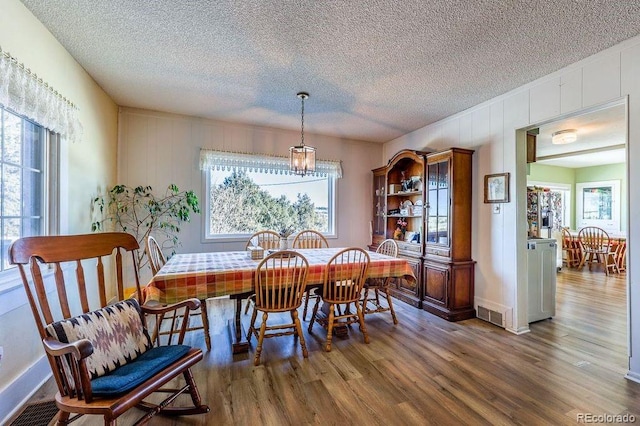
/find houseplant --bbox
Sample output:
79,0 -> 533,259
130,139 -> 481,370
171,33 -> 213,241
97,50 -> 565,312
278,226 -> 295,250
91,184 -> 200,271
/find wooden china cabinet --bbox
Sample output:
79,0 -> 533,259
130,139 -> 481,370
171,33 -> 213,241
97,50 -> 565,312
370,149 -> 426,307
421,148 -> 476,321
370,147 -> 475,320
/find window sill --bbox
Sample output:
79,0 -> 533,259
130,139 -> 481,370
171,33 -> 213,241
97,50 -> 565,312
202,232 -> 338,244
0,268 -> 57,316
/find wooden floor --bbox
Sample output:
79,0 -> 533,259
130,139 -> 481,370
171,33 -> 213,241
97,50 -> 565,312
21,267 -> 640,425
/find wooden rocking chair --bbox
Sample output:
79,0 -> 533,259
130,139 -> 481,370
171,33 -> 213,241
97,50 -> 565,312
9,232 -> 209,425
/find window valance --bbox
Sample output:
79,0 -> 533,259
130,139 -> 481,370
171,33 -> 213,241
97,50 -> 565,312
0,46 -> 83,143
199,149 -> 343,178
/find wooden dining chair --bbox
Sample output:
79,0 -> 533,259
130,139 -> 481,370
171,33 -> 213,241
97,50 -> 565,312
9,232 -> 209,425
292,229 -> 328,249
577,226 -> 619,275
361,239 -> 399,324
308,247 -> 371,352
292,229 -> 329,321
247,250 -> 309,365
244,230 -> 282,315
245,230 -> 281,250
614,240 -> 627,272
146,235 -> 211,351
561,228 -> 580,268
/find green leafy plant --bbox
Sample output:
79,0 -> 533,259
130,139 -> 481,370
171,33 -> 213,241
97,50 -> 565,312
91,184 -> 200,270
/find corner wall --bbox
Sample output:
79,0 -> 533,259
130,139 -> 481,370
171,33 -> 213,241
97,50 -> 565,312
0,0 -> 118,421
383,34 -> 640,379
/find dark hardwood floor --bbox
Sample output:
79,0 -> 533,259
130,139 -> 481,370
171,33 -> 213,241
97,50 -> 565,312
17,267 -> 640,425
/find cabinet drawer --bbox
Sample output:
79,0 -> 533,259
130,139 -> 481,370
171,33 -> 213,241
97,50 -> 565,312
398,242 -> 421,254
424,246 -> 450,257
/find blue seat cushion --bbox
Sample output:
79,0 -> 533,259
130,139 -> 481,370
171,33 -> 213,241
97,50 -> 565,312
91,344 -> 191,397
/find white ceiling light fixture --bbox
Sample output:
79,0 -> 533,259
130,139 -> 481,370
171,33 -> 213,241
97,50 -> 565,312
289,92 -> 316,176
551,129 -> 578,145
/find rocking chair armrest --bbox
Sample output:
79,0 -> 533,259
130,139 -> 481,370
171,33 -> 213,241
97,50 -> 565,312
43,336 -> 94,360
141,298 -> 201,315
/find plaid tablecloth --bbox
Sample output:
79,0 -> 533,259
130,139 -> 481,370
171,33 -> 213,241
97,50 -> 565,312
144,248 -> 416,304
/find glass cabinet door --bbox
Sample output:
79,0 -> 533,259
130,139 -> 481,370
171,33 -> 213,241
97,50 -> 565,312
426,159 -> 450,246
373,173 -> 386,237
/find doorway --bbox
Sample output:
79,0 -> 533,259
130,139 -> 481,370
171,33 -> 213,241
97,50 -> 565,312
520,99 -> 628,348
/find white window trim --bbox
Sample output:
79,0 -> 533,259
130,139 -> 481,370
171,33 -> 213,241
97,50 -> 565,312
576,179 -> 620,232
201,168 -> 337,243
0,128 -> 65,306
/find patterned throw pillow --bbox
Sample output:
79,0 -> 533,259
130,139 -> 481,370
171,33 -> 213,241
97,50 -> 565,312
46,299 -> 152,379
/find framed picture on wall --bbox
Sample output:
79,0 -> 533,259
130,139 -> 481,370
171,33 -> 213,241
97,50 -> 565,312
484,173 -> 510,203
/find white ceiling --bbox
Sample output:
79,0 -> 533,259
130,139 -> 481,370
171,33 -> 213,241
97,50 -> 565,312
534,103 -> 626,168
19,1 -> 640,143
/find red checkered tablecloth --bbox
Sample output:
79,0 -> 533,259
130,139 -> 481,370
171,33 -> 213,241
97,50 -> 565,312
144,248 -> 416,304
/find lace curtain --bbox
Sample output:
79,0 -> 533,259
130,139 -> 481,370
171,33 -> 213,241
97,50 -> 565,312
0,46 -> 83,143
199,149 -> 343,178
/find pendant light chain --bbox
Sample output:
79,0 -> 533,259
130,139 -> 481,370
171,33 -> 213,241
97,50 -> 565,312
300,94 -> 305,147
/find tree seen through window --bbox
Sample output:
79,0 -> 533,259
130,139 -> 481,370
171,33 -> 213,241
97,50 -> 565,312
208,170 -> 329,235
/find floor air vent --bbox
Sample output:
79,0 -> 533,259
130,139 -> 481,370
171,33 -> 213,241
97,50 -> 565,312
477,306 -> 504,328
9,400 -> 58,426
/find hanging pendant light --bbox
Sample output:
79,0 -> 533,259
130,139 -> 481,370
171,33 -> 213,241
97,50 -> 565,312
289,92 -> 316,176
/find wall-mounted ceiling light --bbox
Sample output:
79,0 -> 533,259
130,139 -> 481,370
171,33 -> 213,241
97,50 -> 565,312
289,92 -> 316,176
551,129 -> 577,145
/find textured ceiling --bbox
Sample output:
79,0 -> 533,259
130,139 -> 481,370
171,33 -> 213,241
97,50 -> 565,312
20,0 -> 640,143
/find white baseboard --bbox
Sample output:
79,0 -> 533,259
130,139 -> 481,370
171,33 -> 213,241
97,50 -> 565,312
0,355 -> 52,425
506,325 -> 531,335
625,370 -> 640,384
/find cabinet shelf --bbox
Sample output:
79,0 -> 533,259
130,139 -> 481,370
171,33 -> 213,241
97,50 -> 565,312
387,191 -> 422,197
371,150 -> 425,308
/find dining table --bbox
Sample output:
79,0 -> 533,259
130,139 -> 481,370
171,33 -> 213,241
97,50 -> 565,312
144,247 -> 417,353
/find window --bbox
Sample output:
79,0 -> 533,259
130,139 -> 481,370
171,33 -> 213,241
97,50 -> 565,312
0,106 -> 58,273
200,149 -> 341,240
576,180 -> 620,232
205,169 -> 335,238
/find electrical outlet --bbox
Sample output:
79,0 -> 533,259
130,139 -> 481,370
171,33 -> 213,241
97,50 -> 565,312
493,204 -> 501,214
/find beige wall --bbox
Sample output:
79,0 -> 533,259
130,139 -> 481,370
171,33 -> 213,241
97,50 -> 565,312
118,107 -> 383,283
383,35 -> 640,380
0,0 -> 118,420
